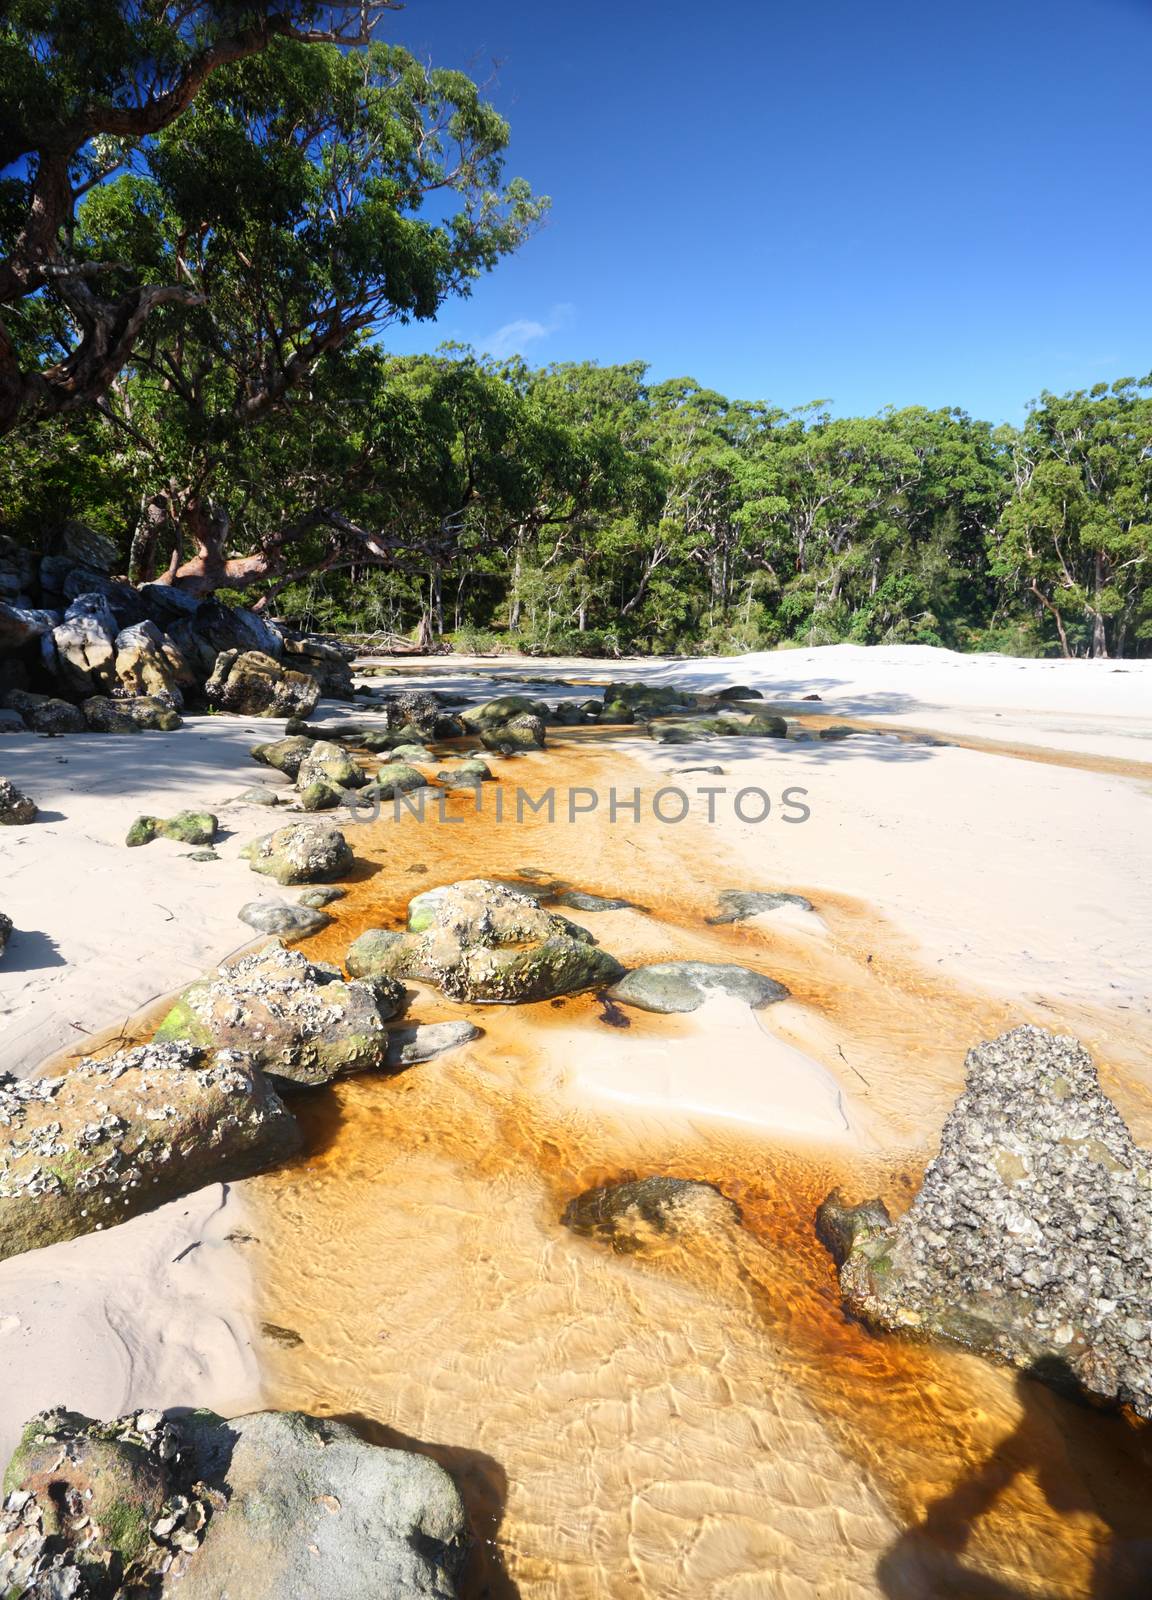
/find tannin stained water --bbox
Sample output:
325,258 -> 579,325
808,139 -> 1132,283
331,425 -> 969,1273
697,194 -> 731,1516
246,736 -> 1152,1598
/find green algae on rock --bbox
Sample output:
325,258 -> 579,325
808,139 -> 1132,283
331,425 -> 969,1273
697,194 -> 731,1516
125,809 -> 217,847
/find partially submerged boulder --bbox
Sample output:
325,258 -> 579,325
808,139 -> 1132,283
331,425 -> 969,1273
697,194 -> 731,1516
0,1408 -> 468,1600
364,762 -> 428,801
125,810 -> 217,847
153,942 -> 401,1086
0,1042 -> 300,1262
562,1176 -> 741,1254
385,1020 -> 482,1068
480,712 -> 545,753
242,822 -> 353,884
346,878 -> 625,1003
0,778 -> 36,826
205,649 -> 319,719
609,961 -> 789,1013
706,889 -> 814,923
459,694 -> 545,732
825,1026 -> 1152,1416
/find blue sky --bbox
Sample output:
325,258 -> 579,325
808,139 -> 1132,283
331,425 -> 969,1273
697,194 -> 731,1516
383,0 -> 1152,423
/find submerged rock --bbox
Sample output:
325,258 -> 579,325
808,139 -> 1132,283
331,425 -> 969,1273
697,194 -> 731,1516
562,1176 -> 741,1254
0,1408 -> 468,1600
0,778 -> 36,825
346,878 -> 625,1003
0,1042 -> 300,1262
386,1020 -> 482,1067
609,961 -> 790,1013
706,889 -> 814,923
553,889 -> 636,913
238,900 -> 333,940
154,942 -> 400,1086
125,809 -> 217,847
242,822 -> 353,884
825,1026 -> 1152,1416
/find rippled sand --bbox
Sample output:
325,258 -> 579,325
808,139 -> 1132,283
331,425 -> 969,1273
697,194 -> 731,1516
250,737 -> 1152,1598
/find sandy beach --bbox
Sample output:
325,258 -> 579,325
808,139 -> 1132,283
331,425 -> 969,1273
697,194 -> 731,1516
2,642 -> 1151,1591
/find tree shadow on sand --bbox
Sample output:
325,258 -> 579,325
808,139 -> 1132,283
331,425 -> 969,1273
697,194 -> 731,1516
332,1412 -> 520,1599
877,1360 -> 1152,1599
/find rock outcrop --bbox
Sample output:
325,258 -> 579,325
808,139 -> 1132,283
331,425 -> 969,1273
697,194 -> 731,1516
241,822 -> 353,885
0,1408 -> 468,1600
204,649 -> 320,719
823,1026 -> 1152,1416
609,961 -> 790,1012
0,1042 -> 300,1262
50,593 -> 117,698
113,619 -> 190,704
346,878 -> 625,1003
153,942 -> 402,1086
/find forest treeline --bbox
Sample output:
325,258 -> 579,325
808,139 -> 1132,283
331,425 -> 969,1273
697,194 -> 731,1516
1,5 -> 1149,659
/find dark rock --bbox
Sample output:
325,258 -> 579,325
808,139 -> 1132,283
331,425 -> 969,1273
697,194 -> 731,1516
0,710 -> 24,734
480,711 -> 546,753
818,725 -> 857,740
829,1026 -> 1152,1417
553,889 -> 636,912
706,889 -> 814,923
562,1176 -> 741,1253
0,912 -> 10,958
83,695 -> 181,732
0,779 -> 37,826
609,961 -> 790,1013
205,648 -> 318,719
714,685 -> 764,701
2,688 -> 86,733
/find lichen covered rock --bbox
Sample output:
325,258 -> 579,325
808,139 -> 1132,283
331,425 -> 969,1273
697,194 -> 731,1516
0,1042 -> 300,1262
2,689 -> 86,733
153,942 -> 400,1085
826,1026 -> 1152,1415
82,695 -> 181,733
241,822 -> 353,885
346,878 -> 625,1003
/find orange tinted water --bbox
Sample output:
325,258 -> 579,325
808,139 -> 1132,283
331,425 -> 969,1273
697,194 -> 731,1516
243,738 -> 1152,1598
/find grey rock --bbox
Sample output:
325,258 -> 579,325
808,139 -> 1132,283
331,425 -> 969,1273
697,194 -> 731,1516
364,762 -> 428,801
237,786 -> 281,806
387,1020 -> 482,1067
818,725 -> 857,741
296,738 -> 368,792
828,1025 -> 1152,1416
113,618 -> 189,705
480,711 -> 546,753
238,900 -> 333,939
83,695 -> 181,733
51,592 -> 117,697
706,889 -> 814,923
0,911 -> 11,958
249,735 -> 313,779
609,961 -> 790,1013
298,885 -> 347,909
553,889 -> 636,912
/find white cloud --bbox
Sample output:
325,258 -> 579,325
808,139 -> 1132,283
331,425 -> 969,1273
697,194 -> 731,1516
482,303 -> 573,360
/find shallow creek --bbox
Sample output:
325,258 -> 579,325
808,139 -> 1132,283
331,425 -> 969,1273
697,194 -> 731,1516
241,731 -> 1152,1599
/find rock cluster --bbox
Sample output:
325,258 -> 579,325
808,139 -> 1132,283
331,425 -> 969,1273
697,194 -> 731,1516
154,942 -> 402,1087
823,1026 -> 1152,1415
346,878 -> 625,1003
0,1407 -> 467,1600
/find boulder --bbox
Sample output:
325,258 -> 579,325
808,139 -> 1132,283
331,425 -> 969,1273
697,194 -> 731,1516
2,688 -> 86,733
345,878 -> 625,1003
237,785 -> 280,806
562,1176 -> 741,1254
480,712 -> 546,753
0,603 -> 58,656
0,779 -> 36,825
250,735 -> 313,779
153,943 -> 401,1087
714,685 -> 764,702
125,810 -> 217,848
818,725 -> 857,741
205,649 -> 319,719
295,778 -> 346,811
346,928 -> 404,978
365,762 -> 428,801
295,739 -> 367,792
0,912 -> 10,958
0,1408 -> 467,1600
389,742 -> 434,762
298,885 -> 346,909
282,635 -> 355,698
113,619 -> 190,704
238,900 -> 333,940
0,1042 -> 300,1262
826,1026 -> 1152,1416
82,695 -> 181,732
50,592 -> 117,697
609,961 -> 790,1013
0,539 -> 37,601
385,1020 -> 482,1068
600,681 -> 693,721
186,599 -> 284,662
459,694 -> 545,731
241,822 -> 353,885
706,889 -> 814,923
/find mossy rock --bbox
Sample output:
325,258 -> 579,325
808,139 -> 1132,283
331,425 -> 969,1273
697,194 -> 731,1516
126,809 -> 218,847
295,779 -> 345,811
364,763 -> 427,801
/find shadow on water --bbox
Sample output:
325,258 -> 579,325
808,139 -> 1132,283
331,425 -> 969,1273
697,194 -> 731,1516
332,1412 -> 520,1600
877,1362 -> 1152,1599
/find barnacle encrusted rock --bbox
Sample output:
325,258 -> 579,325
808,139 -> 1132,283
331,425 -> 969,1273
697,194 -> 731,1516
345,878 -> 625,1004
823,1025 -> 1152,1415
241,821 -> 353,884
0,1042 -> 300,1263
0,778 -> 36,825
153,942 -> 403,1086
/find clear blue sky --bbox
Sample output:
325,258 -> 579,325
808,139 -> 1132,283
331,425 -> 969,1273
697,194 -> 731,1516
382,0 -> 1152,423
